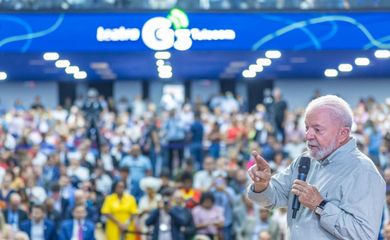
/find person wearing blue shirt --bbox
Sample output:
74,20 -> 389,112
120,144 -> 152,201
190,112 -> 204,170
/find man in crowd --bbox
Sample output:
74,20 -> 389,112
20,204 -> 57,240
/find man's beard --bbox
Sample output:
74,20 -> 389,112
307,139 -> 338,160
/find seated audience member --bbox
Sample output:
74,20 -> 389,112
20,204 -> 57,240
58,204 -> 95,240
2,193 -> 28,230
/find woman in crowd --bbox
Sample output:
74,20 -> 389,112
101,180 -> 139,240
192,192 -> 224,239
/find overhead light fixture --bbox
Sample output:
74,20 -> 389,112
265,50 -> 281,59
354,57 -> 370,66
324,69 -> 338,77
55,60 -> 70,68
65,66 -> 79,74
43,52 -> 59,61
338,63 -> 353,72
159,71 -> 173,79
242,70 -> 256,78
375,50 -> 390,59
90,62 -> 109,69
256,58 -> 272,66
156,60 -> 165,67
74,71 -> 87,79
154,51 -> 171,60
101,74 -> 117,80
249,64 -> 263,72
0,72 -> 7,81
158,65 -> 172,73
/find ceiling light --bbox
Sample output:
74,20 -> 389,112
158,65 -> 172,73
265,50 -> 281,59
249,64 -> 263,72
229,61 -> 247,68
375,50 -> 390,59
0,72 -> 7,80
55,60 -> 70,68
159,71 -> 173,79
242,70 -> 256,78
156,60 -> 165,67
154,51 -> 171,60
65,66 -> 79,74
256,58 -> 272,66
324,69 -> 338,77
43,52 -> 59,61
338,63 -> 353,72
74,71 -> 87,79
90,62 -> 109,69
101,75 -> 117,80
354,57 -> 370,66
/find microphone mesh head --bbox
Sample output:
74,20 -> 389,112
298,156 -> 311,174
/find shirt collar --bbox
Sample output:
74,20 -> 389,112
320,137 -> 356,166
74,219 -> 84,226
32,220 -> 44,226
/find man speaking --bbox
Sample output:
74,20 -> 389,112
247,95 -> 385,239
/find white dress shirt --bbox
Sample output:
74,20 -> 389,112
31,220 -> 45,240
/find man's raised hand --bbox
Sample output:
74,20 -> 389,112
248,151 -> 271,192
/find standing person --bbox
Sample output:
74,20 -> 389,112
189,112 -> 204,171
101,180 -> 138,240
20,204 -> 57,240
120,144 -> 152,201
247,95 -> 385,239
271,88 -> 288,143
58,204 -> 95,240
162,109 -> 186,177
207,122 -> 221,159
140,116 -> 161,176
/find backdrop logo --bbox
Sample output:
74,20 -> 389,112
96,9 -> 236,51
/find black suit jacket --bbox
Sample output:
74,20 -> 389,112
2,208 -> 29,229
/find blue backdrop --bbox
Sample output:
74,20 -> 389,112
0,12 -> 389,52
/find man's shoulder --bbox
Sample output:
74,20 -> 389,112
84,220 -> 95,229
60,219 -> 73,229
44,219 -> 55,228
348,151 -> 384,182
20,219 -> 31,228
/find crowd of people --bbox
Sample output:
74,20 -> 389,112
0,0 -> 387,10
0,88 -> 389,240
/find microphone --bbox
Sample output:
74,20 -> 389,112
292,156 -> 311,219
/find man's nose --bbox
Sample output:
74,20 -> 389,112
305,129 -> 314,140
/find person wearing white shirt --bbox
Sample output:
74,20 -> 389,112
20,204 -> 56,240
67,153 -> 90,182
193,157 -> 215,191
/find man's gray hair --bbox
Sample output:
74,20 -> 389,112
305,95 -> 354,129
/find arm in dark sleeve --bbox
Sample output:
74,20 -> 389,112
145,209 -> 160,226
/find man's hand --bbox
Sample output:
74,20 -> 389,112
291,180 -> 323,211
248,151 -> 271,193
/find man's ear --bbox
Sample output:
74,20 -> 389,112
339,127 -> 350,143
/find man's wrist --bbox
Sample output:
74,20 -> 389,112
314,200 -> 328,216
251,183 -> 268,193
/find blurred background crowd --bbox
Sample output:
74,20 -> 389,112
0,88 -> 390,240
0,0 -> 389,10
